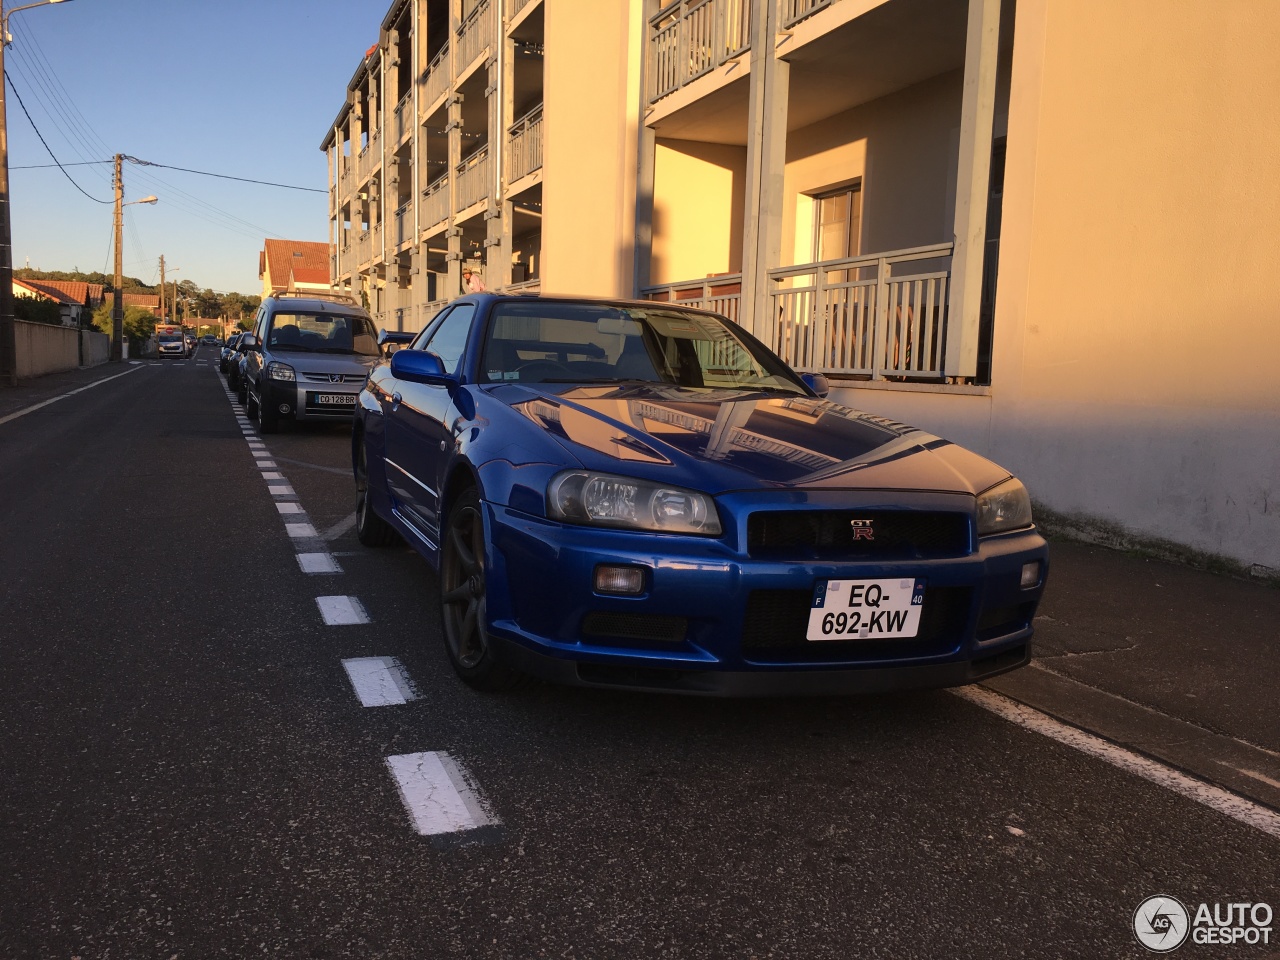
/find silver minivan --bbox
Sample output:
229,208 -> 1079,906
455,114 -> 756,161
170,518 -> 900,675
240,292 -> 380,432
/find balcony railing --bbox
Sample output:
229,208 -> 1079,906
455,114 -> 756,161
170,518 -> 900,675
354,230 -> 373,267
508,0 -> 536,22
338,162 -> 355,199
780,0 -> 835,29
394,200 -> 413,247
767,243 -> 953,379
422,173 -> 450,229
457,0 -> 494,71
393,90 -> 413,143
642,274 -> 742,325
371,221 -> 384,259
648,0 -> 751,103
504,278 -> 541,294
455,145 -> 490,212
421,43 -> 451,111
506,104 -> 544,183
357,129 -> 381,181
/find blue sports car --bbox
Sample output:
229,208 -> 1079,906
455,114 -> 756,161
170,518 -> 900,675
353,294 -> 1048,695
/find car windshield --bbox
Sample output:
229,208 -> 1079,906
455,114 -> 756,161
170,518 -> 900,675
479,302 -> 807,394
266,311 -> 379,356
158,333 -> 183,343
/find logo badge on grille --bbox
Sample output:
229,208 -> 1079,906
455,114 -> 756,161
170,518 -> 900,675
850,519 -> 875,541
328,373 -> 344,383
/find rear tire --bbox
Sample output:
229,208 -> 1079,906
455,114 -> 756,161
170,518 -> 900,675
439,488 -> 525,692
354,433 -> 397,548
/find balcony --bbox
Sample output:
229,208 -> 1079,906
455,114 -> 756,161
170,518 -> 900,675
422,43 -> 451,112
505,105 -> 543,184
642,274 -> 742,325
767,243 -> 953,379
371,221 -> 384,260
780,0 -> 836,29
457,0 -> 494,73
647,0 -> 751,103
508,0 -> 536,22
394,199 -> 413,247
422,174 -> 450,230
393,90 -> 413,144
357,129 -> 382,181
455,145 -> 491,213
354,230 -> 373,267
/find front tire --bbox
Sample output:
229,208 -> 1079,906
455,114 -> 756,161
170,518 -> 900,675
354,435 -> 397,548
440,488 -> 523,691
256,385 -> 279,434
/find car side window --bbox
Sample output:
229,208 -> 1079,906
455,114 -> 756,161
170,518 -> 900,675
421,304 -> 476,376
408,307 -> 452,352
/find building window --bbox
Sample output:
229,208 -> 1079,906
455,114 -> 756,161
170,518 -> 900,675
813,184 -> 862,263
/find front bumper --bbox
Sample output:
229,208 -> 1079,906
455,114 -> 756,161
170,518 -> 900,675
259,377 -> 362,422
484,498 -> 1048,696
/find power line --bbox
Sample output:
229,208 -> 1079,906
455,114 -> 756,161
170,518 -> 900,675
10,160 -> 109,169
123,156 -> 325,194
3,71 -> 110,204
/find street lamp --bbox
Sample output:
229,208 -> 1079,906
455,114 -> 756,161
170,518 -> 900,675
0,0 -> 77,387
109,191 -> 157,361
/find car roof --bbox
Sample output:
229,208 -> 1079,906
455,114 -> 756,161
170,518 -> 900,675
449,292 -> 726,317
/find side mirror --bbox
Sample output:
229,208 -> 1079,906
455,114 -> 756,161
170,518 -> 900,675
391,349 -> 454,386
239,334 -> 258,351
800,372 -> 830,398
378,329 -> 416,355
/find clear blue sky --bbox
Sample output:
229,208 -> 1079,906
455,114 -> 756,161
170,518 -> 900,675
6,0 -> 388,295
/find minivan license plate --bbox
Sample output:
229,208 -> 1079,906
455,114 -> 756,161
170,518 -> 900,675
807,578 -> 925,641
312,393 -> 356,406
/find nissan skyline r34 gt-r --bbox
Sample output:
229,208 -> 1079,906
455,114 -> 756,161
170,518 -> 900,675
353,294 -> 1048,696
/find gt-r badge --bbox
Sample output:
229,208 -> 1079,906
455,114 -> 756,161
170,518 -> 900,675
850,519 -> 875,540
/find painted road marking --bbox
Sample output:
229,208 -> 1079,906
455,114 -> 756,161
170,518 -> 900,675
297,552 -> 342,574
285,522 -> 318,538
342,657 -> 419,707
322,513 -> 358,541
268,481 -> 295,494
955,687 -> 1280,840
275,501 -> 304,515
385,752 -> 499,836
316,595 -> 369,625
261,471 -> 284,480
0,367 -> 144,427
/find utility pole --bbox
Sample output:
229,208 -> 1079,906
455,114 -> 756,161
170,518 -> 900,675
110,153 -> 123,361
0,0 -> 78,386
158,254 -> 166,322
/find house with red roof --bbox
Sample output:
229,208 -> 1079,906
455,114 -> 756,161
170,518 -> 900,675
259,239 -> 333,299
102,292 -> 162,317
13,278 -> 104,326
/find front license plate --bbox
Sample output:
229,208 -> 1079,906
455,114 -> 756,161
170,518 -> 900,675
806,578 -> 925,641
311,393 -> 357,406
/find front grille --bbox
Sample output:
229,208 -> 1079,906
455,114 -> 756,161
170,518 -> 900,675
740,585 -> 972,662
301,372 -> 352,383
581,611 -> 687,645
747,510 -> 970,561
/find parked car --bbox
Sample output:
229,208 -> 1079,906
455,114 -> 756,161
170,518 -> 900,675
240,292 -> 379,433
219,332 -> 242,374
226,337 -> 253,396
352,294 -> 1049,696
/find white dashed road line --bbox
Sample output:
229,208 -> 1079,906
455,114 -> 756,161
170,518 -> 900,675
385,752 -> 500,836
0,366 -> 143,427
955,687 -> 1280,840
286,522 -> 318,539
316,595 -> 370,626
298,552 -> 343,574
342,657 -> 420,707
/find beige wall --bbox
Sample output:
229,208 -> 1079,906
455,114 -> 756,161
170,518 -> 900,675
541,0 -> 643,297
836,0 -> 1280,571
13,319 -> 82,379
650,139 -> 747,284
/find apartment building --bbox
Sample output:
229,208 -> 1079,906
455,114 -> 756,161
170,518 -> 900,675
323,0 -> 1280,572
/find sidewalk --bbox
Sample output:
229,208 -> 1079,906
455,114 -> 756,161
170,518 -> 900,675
0,362 -> 143,423
987,540 -> 1280,811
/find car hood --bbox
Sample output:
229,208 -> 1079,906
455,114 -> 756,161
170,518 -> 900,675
486,383 -> 1011,496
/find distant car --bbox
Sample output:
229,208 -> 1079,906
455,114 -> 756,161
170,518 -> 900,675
201,335 -> 218,345
240,292 -> 379,433
352,294 -> 1049,696
219,333 -> 242,374
156,330 -> 187,359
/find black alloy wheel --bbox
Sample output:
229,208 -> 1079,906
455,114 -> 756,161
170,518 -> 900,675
354,435 -> 397,548
439,488 -> 523,691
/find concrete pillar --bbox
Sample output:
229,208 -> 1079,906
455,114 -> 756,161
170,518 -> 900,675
945,0 -> 1001,379
740,0 -> 789,341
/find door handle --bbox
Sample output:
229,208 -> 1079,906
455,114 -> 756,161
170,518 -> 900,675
390,391 -> 402,409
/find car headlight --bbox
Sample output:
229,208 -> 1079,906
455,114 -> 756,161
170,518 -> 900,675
976,477 -> 1033,536
547,470 -> 722,536
267,361 -> 296,382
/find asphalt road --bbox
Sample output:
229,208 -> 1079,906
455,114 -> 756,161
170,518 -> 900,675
1,347 -> 1275,959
